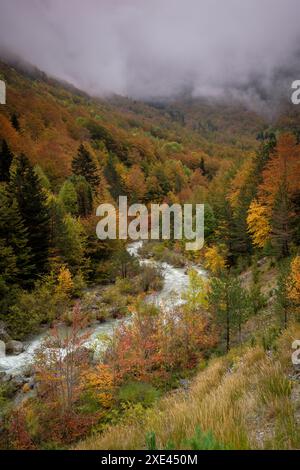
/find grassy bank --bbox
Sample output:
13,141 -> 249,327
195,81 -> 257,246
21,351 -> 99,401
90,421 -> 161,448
76,323 -> 300,450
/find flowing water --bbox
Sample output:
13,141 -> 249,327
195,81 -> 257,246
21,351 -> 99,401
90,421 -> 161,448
0,242 -> 206,376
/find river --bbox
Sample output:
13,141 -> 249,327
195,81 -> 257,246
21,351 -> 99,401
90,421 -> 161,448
0,241 -> 206,376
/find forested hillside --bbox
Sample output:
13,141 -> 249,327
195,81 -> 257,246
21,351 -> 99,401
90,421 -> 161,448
0,59 -> 300,450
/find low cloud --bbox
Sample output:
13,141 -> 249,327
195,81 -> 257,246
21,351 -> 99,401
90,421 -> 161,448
0,0 -> 300,105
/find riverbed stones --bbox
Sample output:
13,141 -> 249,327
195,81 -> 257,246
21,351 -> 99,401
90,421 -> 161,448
5,340 -> 24,355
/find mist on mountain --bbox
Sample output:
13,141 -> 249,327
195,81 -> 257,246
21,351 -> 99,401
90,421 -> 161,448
1,0 -> 300,114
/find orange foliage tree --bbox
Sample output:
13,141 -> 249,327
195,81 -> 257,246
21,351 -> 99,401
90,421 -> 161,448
105,297 -> 217,384
258,133 -> 300,256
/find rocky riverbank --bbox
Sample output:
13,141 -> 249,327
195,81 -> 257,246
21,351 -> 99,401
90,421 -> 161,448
0,242 -> 206,402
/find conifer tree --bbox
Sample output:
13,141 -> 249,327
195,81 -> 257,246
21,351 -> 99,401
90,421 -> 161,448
0,139 -> 13,182
71,175 -> 93,217
9,154 -> 50,275
46,193 -> 85,270
104,154 -> 124,200
0,186 -> 33,286
209,274 -> 249,351
58,180 -> 78,215
72,144 -> 99,189
47,193 -> 68,265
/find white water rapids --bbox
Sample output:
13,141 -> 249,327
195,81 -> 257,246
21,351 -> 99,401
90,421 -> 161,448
0,241 -> 206,376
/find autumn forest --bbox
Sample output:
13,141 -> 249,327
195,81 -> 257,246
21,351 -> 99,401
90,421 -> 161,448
0,43 -> 300,452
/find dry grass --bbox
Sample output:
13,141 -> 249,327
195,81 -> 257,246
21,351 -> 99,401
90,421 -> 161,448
76,323 -> 300,450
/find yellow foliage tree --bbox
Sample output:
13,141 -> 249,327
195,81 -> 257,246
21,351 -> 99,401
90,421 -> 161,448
288,256 -> 300,304
56,265 -> 73,295
82,364 -> 114,409
204,245 -> 227,275
182,269 -> 209,311
247,200 -> 271,248
227,157 -> 254,211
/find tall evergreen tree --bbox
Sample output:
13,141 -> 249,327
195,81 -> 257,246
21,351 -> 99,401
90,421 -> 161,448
9,154 -> 50,275
0,139 -> 13,182
72,144 -> 99,189
0,186 -> 33,286
209,274 -> 249,351
104,154 -> 124,200
58,179 -> 78,215
71,175 -> 93,217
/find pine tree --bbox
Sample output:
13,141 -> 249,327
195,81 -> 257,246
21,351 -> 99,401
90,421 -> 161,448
0,139 -> 13,182
34,164 -> 51,190
104,154 -> 124,200
60,214 -> 86,269
9,154 -> 50,275
72,144 -> 99,189
71,175 -> 93,217
58,180 -> 78,215
47,193 -> 68,265
209,274 -> 249,351
0,186 -> 33,286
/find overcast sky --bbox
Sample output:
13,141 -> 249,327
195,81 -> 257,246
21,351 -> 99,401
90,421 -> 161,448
0,0 -> 300,101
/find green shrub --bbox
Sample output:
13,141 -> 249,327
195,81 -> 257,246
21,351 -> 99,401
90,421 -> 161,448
118,382 -> 161,407
137,265 -> 163,292
72,271 -> 87,297
102,285 -> 129,316
187,427 -> 231,450
115,277 -> 139,295
6,277 -> 69,339
145,427 -> 230,450
261,326 -> 281,351
146,431 -> 157,450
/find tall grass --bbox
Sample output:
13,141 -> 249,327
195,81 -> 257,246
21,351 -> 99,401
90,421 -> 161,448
76,324 -> 300,450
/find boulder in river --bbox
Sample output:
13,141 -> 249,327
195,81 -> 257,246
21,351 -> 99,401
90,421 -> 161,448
5,340 -> 24,355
